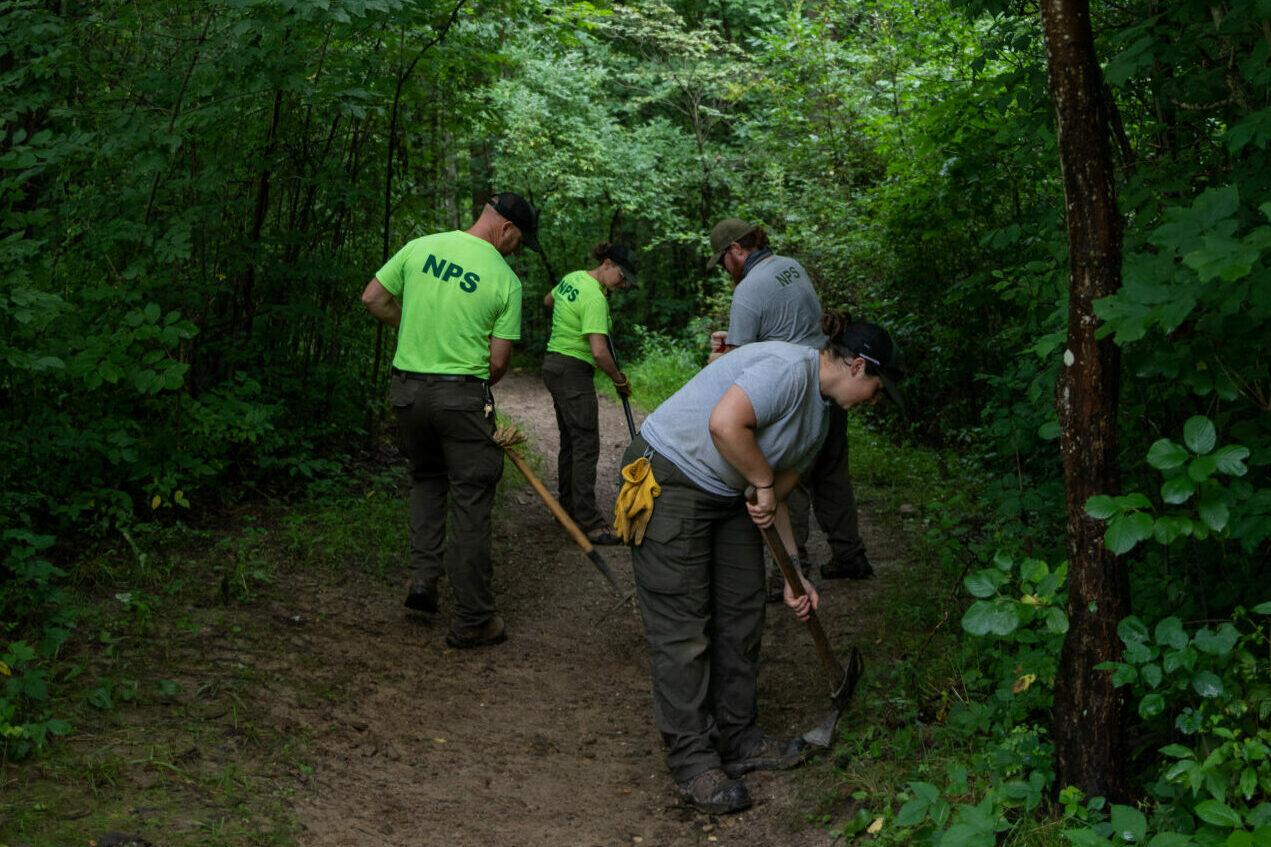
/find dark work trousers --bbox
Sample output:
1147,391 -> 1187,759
390,373 -> 504,633
788,403 -> 863,564
623,434 -> 768,784
542,352 -> 606,532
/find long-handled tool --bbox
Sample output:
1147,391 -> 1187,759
746,487 -> 864,748
495,424 -> 634,610
605,335 -> 637,440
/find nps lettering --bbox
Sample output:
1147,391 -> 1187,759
556,279 -> 580,302
774,266 -> 803,288
422,253 -> 481,292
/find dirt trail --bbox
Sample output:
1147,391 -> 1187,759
259,370 -> 895,846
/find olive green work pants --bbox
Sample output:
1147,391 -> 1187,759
542,352 -> 606,532
623,434 -> 769,784
390,374 -> 503,632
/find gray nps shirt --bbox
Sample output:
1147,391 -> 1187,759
726,254 -> 826,348
641,341 -> 832,496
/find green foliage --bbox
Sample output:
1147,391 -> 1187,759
1084,416 -> 1269,556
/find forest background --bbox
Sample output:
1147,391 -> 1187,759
2,0 -> 1269,845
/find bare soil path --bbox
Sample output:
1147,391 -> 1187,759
262,370 -> 897,846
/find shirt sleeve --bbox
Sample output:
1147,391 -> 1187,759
375,243 -> 410,297
492,274 -> 523,340
726,283 -> 762,345
733,355 -> 807,428
578,292 -> 611,336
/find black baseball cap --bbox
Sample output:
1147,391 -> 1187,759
833,322 -> 906,412
489,192 -> 541,254
603,244 -> 639,287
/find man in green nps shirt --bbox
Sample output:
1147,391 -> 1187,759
362,192 -> 540,649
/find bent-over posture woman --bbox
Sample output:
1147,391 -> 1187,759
621,311 -> 904,814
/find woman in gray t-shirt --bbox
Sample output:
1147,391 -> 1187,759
621,320 -> 903,815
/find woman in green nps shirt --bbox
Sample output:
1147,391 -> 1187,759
542,241 -> 638,546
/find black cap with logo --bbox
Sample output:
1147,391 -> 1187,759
832,322 -> 906,412
489,192 -> 541,254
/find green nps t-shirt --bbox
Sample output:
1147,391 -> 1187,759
376,230 -> 522,378
545,270 -> 610,366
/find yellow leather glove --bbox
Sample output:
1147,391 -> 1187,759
613,456 -> 660,545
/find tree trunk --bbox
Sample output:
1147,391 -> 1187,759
1040,0 -> 1131,803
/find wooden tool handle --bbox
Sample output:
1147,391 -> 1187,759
746,486 -> 843,689
504,449 -> 594,553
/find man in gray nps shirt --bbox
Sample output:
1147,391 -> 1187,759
705,217 -> 874,584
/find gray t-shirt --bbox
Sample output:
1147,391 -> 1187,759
726,254 -> 826,348
641,342 -> 831,496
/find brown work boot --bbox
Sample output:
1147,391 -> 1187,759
676,768 -> 752,815
445,615 -> 507,649
721,734 -> 809,778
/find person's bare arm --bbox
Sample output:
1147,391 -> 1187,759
361,278 -> 401,328
587,334 -> 622,383
489,337 -> 513,385
543,290 -> 555,308
708,385 -> 780,526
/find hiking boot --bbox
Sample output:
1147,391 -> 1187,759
722,735 -> 810,778
445,615 -> 507,649
821,551 -> 874,580
404,580 -> 438,613
676,768 -> 752,815
587,526 -> 622,546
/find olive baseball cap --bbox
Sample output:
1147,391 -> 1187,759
833,322 -> 907,412
489,192 -> 541,254
705,218 -> 757,269
604,244 -> 639,287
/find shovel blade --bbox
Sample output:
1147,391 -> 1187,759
802,707 -> 842,749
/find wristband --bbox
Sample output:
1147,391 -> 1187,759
755,482 -> 775,490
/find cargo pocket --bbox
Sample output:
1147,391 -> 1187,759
632,512 -> 707,594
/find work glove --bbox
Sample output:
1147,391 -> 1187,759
613,456 -> 660,544
613,372 -> 632,399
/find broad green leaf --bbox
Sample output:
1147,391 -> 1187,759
1194,799 -> 1242,828
1147,439 -> 1189,470
896,798 -> 928,826
1183,234 -> 1260,282
1183,417 -> 1217,455
1119,616 -> 1150,643
910,781 -> 941,804
1194,624 -> 1239,655
1111,804 -> 1148,842
1047,607 -> 1070,634
1064,828 -> 1113,846
1212,446 -> 1250,476
1158,744 -> 1195,759
1252,602 -> 1271,615
1086,495 -> 1118,520
1139,692 -> 1166,719
1241,767 -> 1259,801
1140,663 -> 1163,689
1198,499 -> 1230,533
965,569 -> 1007,599
1020,559 -> 1049,584
1188,455 -> 1219,483
962,600 -> 1022,636
1154,618 -> 1188,650
1106,512 -> 1154,554
1191,671 -> 1224,699
943,823 -> 995,847
1112,664 -> 1138,686
1161,476 -> 1196,505
1146,833 -> 1193,847
1227,830 -> 1254,847
1154,516 -> 1194,544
